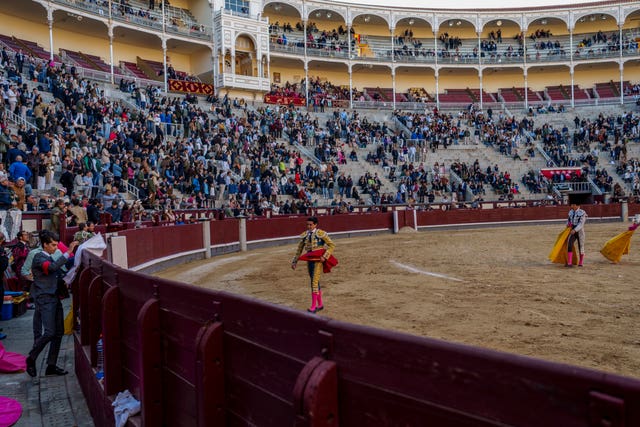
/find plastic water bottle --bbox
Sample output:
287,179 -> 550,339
96,336 -> 104,380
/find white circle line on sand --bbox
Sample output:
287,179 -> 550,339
391,260 -> 464,282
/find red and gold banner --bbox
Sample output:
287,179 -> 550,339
168,79 -> 214,95
264,95 -> 306,106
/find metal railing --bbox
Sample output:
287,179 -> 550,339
2,108 -> 38,131
553,181 -> 593,193
220,8 -> 268,22
449,169 -> 474,201
292,141 -> 322,166
120,180 -> 140,200
587,176 -> 604,196
270,36 -> 639,66
392,116 -> 412,139
536,143 -> 557,167
50,0 -> 213,39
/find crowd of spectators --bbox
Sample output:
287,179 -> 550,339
3,44 -> 373,226
269,21 -> 352,54
450,160 -> 519,199
394,108 -> 471,150
2,31 -> 640,234
616,158 -> 640,196
392,103 -> 640,204
267,14 -> 639,65
267,78 -> 367,110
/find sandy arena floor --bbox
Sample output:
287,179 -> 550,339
156,222 -> 640,378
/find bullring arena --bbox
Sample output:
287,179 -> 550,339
157,221 -> 640,378
2,0 -> 640,424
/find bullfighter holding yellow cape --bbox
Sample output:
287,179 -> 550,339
600,221 -> 639,263
548,226 -> 579,265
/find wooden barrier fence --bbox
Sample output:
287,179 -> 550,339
71,203 -> 640,426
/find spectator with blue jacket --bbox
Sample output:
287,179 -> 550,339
9,155 -> 32,183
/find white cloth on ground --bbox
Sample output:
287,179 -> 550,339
112,390 -> 141,427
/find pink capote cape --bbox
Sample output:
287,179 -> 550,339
298,249 -> 339,273
0,396 -> 22,427
0,341 -> 26,373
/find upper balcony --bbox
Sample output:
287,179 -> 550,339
268,26 -> 640,67
50,0 -> 213,42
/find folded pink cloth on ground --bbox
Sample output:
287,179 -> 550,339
0,342 -> 26,373
0,396 -> 22,427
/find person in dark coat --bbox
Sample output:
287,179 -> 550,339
25,231 -> 78,377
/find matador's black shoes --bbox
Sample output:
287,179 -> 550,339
45,365 -> 68,376
26,356 -> 37,377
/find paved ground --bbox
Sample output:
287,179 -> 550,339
0,299 -> 94,427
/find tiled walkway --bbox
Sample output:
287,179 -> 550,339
1,300 -> 94,426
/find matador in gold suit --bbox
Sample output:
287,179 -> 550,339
291,216 -> 335,313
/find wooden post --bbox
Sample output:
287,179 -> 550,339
138,298 -> 163,426
88,275 -> 103,366
102,285 -> 122,395
293,356 -> 339,426
78,266 -> 94,345
195,321 -> 225,426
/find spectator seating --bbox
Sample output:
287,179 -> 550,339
121,61 -> 149,79
364,87 -> 386,102
570,85 -> 590,100
378,88 -> 408,102
499,87 -> 522,103
544,84 -> 589,101
595,81 -> 619,99
408,87 -> 434,103
545,85 -> 567,101
498,87 -> 543,103
0,34 -> 59,62
438,89 -> 474,104
468,89 -> 496,103
61,49 -> 123,75
138,58 -> 190,80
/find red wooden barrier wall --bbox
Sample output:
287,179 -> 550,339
74,252 -> 640,427
210,218 -> 240,246
122,223 -> 204,267
71,203 -> 640,426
